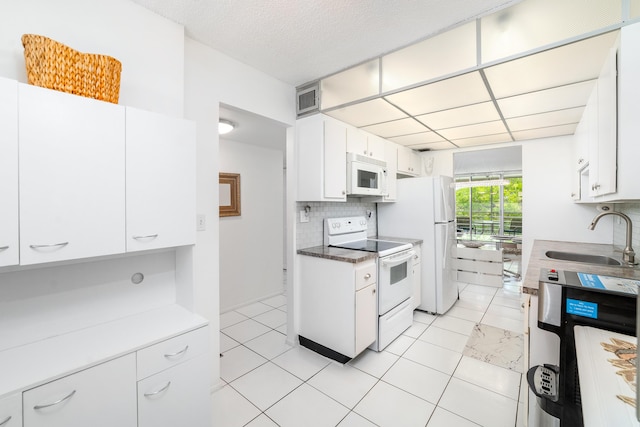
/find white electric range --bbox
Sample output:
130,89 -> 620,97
325,217 -> 415,351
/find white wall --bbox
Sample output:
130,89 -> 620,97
219,139 -> 284,312
0,0 -> 184,117
421,135 -> 613,277
184,38 -> 295,386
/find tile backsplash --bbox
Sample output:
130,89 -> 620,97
296,201 -> 378,249
614,203 -> 640,252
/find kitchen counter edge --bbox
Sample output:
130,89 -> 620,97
523,239 -> 640,294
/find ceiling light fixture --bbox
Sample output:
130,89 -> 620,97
218,119 -> 236,135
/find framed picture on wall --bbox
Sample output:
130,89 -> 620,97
219,173 -> 241,217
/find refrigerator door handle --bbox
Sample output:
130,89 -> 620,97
442,226 -> 449,269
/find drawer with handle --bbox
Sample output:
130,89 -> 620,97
354,260 -> 376,291
136,326 -> 209,380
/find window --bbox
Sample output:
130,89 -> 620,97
455,174 -> 522,238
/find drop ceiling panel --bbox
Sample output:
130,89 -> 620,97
361,118 -> 427,138
438,120 -> 507,140
512,123 -> 578,141
382,21 -> 477,92
497,80 -> 595,118
481,0 -> 622,63
416,101 -> 501,130
452,133 -> 513,147
506,107 -> 583,132
484,31 -> 619,99
408,141 -> 458,150
389,131 -> 447,146
384,71 -> 491,116
321,59 -> 380,109
325,99 -> 407,127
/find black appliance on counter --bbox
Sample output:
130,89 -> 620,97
529,269 -> 637,426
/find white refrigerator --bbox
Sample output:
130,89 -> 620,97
378,176 -> 458,314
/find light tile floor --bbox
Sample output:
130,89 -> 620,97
213,259 -> 526,427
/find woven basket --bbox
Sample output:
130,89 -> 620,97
21,34 -> 122,104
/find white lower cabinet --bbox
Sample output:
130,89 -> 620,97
137,354 -> 211,427
23,354 -> 137,427
299,256 -> 377,359
0,394 -> 21,427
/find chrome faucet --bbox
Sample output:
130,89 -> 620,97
588,211 -> 636,265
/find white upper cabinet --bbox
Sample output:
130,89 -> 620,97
18,84 -> 125,265
606,22 -> 640,202
588,44 -> 617,198
346,127 -> 385,161
125,108 -> 196,252
382,140 -> 398,202
0,77 -> 19,267
297,114 -> 347,201
397,145 -> 421,176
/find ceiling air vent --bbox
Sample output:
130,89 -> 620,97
296,83 -> 319,117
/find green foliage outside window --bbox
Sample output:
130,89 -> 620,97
455,176 -> 522,236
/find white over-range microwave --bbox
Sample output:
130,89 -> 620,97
346,152 -> 388,196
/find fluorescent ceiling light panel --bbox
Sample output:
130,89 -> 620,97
484,31 -> 619,99
321,59 -> 379,109
416,101 -> 501,130
497,80 -> 595,118
512,123 -> 578,141
506,107 -> 584,131
361,118 -> 427,138
382,21 -> 476,92
438,120 -> 507,140
481,0 -> 622,63
385,71 -> 490,116
389,131 -> 447,146
325,98 -> 407,127
451,133 -> 513,148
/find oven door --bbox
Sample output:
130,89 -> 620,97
378,249 -> 415,314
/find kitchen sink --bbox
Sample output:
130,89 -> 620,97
545,250 -> 622,266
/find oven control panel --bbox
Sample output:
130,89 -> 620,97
326,217 -> 368,235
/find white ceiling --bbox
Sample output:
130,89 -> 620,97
130,0 -> 521,86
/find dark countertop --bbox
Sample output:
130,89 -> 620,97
297,246 -> 377,263
524,239 -> 640,293
297,236 -> 422,263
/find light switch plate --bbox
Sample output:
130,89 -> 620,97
197,214 -> 206,231
300,210 -> 309,223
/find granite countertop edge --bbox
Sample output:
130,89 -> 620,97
523,239 -> 640,294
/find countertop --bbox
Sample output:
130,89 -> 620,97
524,240 -> 640,292
574,326 -> 639,427
297,236 -> 423,263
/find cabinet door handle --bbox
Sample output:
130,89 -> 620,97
164,345 -> 189,359
144,381 -> 171,397
29,242 -> 69,249
133,234 -> 159,240
372,288 -> 376,295
34,389 -> 76,410
0,416 -> 12,426
364,273 -> 371,280
0,246 -> 8,251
